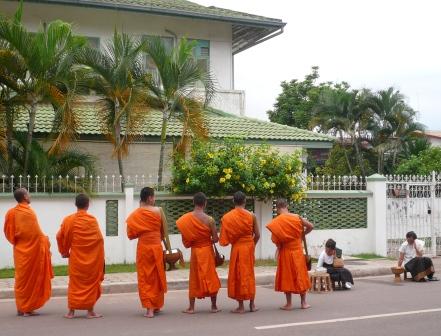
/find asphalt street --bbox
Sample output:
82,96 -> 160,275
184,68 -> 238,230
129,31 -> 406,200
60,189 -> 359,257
0,275 -> 440,336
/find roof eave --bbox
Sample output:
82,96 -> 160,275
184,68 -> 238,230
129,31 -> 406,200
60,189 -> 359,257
25,0 -> 286,28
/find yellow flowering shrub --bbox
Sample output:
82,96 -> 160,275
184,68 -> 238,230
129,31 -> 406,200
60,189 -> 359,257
172,139 -> 305,201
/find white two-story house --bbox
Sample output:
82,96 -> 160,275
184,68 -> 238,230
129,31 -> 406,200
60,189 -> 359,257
1,0 -> 333,180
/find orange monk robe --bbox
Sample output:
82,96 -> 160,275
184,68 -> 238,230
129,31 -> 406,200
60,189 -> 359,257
219,208 -> 256,301
4,203 -> 53,312
56,210 -> 104,310
266,213 -> 311,294
126,208 -> 167,309
176,213 -> 220,299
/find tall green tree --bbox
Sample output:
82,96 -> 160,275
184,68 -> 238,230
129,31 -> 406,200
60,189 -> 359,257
267,66 -> 349,129
144,37 -> 215,185
0,3 -> 86,175
368,87 -> 425,174
312,88 -> 373,176
78,31 -> 151,190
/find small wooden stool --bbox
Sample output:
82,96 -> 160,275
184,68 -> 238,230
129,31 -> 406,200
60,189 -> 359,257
309,272 -> 333,293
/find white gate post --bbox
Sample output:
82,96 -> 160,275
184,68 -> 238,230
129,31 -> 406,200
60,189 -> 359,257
430,171 -> 437,256
366,174 -> 387,257
123,184 -> 135,263
254,199 -> 276,260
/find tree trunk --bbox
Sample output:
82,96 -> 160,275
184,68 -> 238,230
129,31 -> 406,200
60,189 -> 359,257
157,112 -> 168,186
339,131 -> 353,174
353,140 -> 366,177
6,106 -> 14,176
23,103 -> 37,176
114,102 -> 125,191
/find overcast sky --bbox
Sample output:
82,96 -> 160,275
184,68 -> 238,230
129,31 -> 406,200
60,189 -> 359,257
197,0 -> 441,130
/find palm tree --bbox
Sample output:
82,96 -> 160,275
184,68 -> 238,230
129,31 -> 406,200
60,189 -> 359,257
312,88 -> 373,176
0,3 -> 86,175
7,133 -> 96,192
0,37 -> 28,175
368,87 -> 425,174
144,37 -> 215,185
78,31 -> 151,190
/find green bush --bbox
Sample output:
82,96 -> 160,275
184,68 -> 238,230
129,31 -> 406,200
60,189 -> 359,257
395,147 -> 441,175
172,139 -> 305,201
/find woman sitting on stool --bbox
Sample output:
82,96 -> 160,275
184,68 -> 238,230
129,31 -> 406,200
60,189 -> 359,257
398,231 -> 437,282
317,239 -> 354,289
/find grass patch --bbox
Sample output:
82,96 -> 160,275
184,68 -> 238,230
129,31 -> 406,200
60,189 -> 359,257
0,259 -> 281,279
350,253 -> 385,260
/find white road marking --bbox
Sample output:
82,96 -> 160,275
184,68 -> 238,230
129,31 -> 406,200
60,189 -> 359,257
255,308 -> 441,330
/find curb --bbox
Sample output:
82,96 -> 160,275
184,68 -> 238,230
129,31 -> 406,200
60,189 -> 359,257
0,267 -> 392,300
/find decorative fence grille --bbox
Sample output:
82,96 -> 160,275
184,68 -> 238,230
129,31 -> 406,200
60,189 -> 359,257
272,198 -> 368,230
0,173 -> 366,194
156,198 -> 255,234
305,175 -> 366,191
0,174 -> 171,194
386,172 -> 441,257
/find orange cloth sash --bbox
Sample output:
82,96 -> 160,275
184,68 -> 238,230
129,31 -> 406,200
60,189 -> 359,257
126,207 -> 167,309
220,208 -> 256,300
176,213 -> 220,298
57,210 -> 104,310
4,203 -> 53,312
266,213 -> 311,293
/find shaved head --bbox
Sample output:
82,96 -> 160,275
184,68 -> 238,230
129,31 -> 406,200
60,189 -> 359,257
275,198 -> 289,210
13,188 -> 29,203
75,193 -> 90,210
233,191 -> 246,206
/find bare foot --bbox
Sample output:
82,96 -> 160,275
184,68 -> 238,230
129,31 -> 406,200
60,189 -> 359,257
86,312 -> 103,319
210,307 -> 221,313
249,304 -> 259,312
182,308 -> 195,314
17,311 -> 24,317
23,311 -> 39,317
64,313 -> 75,319
231,307 -> 245,314
301,304 -> 311,309
143,308 -> 155,318
280,305 -> 294,311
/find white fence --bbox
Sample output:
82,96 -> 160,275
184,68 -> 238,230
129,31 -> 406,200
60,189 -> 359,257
386,172 -> 441,257
0,174 -> 385,268
1,172 -> 438,268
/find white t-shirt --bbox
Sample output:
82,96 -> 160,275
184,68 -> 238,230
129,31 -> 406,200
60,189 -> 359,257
399,239 -> 425,265
317,250 -> 334,267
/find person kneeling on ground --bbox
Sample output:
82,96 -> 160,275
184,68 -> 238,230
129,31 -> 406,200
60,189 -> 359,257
317,239 -> 354,290
398,231 -> 438,282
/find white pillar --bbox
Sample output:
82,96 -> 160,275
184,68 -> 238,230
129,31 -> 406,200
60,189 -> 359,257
366,174 -> 387,257
254,199 -> 276,260
123,184 -> 135,263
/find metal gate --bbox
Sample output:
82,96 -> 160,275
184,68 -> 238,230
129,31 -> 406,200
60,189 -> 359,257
386,172 -> 441,257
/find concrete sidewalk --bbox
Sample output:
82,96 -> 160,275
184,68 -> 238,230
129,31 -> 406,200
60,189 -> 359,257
1,257 -> 440,299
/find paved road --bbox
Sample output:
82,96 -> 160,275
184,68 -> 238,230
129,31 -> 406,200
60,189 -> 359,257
1,275 -> 441,336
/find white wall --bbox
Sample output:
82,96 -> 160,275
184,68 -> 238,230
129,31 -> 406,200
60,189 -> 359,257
0,194 -> 127,268
0,181 -> 387,269
428,137 -> 441,147
0,1 -> 234,91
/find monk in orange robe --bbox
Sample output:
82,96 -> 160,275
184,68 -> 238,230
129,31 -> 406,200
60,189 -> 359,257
266,198 -> 314,310
3,188 -> 53,316
56,193 -> 104,319
220,191 -> 260,313
176,192 -> 221,314
127,187 -> 167,318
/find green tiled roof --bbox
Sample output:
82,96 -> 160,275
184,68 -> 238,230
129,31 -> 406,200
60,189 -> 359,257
14,104 -> 334,145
